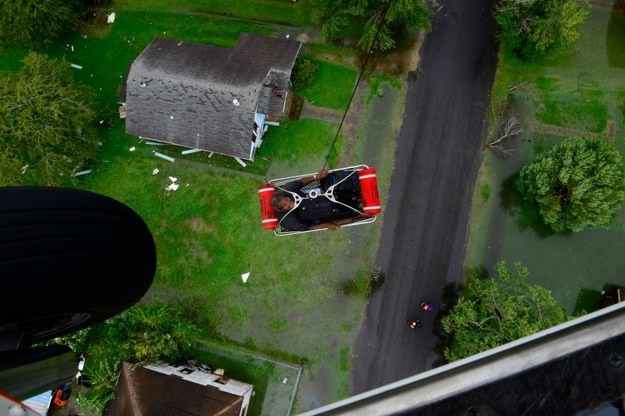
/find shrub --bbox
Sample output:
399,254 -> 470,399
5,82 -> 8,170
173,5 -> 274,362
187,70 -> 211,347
292,56 -> 319,90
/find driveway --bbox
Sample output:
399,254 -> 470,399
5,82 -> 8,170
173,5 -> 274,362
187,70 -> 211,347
351,0 -> 499,393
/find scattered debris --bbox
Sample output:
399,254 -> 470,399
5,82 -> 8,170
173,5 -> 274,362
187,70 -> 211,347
241,272 -> 250,283
234,157 -> 247,167
70,63 -> 82,70
74,170 -> 92,177
82,34 -> 88,39
168,176 -> 177,183
71,45 -> 74,52
107,12 -> 116,23
154,152 -> 175,162
146,141 -> 165,146
100,120 -> 104,124
208,152 -> 214,158
282,378 -> 288,384
181,148 -> 202,155
118,106 -> 126,119
129,146 -> 136,152
20,165 -> 28,174
165,183 -> 179,191
152,168 -> 159,175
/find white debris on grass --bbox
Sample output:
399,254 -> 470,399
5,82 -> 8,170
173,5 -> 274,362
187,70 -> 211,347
146,141 -> 165,146
74,170 -> 91,177
70,63 -> 82,70
234,157 -> 247,167
20,165 -> 28,174
208,152 -> 214,158
168,176 -> 177,183
181,148 -> 202,155
241,272 -> 250,283
152,168 -> 159,175
165,183 -> 179,191
107,12 -> 116,23
282,378 -> 288,384
129,146 -> 136,152
154,152 -> 175,162
71,45 -> 74,52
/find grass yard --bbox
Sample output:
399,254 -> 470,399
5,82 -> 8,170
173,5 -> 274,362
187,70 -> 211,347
192,341 -> 302,416
296,60 -> 358,110
465,3 -> 625,314
0,1 -> 406,413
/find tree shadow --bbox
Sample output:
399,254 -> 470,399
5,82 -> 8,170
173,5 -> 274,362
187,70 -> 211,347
499,171 -> 560,238
431,281 -> 466,368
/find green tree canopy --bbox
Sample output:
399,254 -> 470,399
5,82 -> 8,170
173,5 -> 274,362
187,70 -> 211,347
495,0 -> 590,61
517,137 -> 625,232
0,52 -> 99,186
0,0 -> 83,50
312,0 -> 432,52
55,301 -> 199,413
441,262 -> 568,362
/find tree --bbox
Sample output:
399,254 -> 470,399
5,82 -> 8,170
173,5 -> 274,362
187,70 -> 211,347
517,137 -> 625,232
0,52 -> 99,186
0,0 -> 83,50
54,301 -> 199,413
312,0 -> 432,52
495,0 -> 590,61
441,262 -> 568,362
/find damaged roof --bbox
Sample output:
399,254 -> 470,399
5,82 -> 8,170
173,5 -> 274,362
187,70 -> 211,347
123,34 -> 301,160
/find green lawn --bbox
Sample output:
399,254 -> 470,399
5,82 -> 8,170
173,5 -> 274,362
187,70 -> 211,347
296,60 -> 357,110
0,1 -> 406,413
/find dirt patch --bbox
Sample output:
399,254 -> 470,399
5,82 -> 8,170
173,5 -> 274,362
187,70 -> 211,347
187,217 -> 211,234
373,32 -> 425,78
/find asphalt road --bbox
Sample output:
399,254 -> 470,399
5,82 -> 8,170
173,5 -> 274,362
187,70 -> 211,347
351,0 -> 499,393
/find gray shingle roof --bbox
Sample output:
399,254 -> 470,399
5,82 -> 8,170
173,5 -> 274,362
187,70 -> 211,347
124,34 -> 301,160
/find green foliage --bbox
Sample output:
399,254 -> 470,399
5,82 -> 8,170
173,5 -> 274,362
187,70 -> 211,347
517,137 -> 625,232
54,301 -> 200,414
495,0 -> 590,61
0,0 -> 82,50
480,182 -> 491,202
0,52 -> 99,186
441,261 -> 568,362
291,56 -> 319,90
312,0 -> 432,52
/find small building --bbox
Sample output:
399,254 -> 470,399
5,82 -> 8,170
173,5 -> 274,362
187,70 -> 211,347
107,361 -> 254,416
121,34 -> 302,161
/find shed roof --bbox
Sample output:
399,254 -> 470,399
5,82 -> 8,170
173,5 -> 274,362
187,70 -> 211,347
124,34 -> 301,160
107,362 -> 244,416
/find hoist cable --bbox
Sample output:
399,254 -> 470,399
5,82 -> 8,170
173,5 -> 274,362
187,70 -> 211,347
320,3 -> 392,173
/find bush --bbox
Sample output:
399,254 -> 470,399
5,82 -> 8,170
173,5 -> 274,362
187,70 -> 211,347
292,56 -> 319,90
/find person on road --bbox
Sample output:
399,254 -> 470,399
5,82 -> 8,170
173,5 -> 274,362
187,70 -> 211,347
407,320 -> 423,329
421,302 -> 435,312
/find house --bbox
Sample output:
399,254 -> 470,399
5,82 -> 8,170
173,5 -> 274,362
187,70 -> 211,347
120,34 -> 302,161
107,361 -> 254,416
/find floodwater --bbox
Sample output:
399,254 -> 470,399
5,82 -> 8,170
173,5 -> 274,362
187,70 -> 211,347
466,2 -> 625,314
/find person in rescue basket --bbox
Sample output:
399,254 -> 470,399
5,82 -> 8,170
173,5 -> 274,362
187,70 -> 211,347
270,169 -> 364,231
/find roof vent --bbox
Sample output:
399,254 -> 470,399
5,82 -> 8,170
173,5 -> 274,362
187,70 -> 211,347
233,99 -> 240,106
139,81 -> 147,87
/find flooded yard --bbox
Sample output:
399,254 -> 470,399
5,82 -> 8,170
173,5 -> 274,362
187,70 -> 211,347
465,2 -> 625,313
